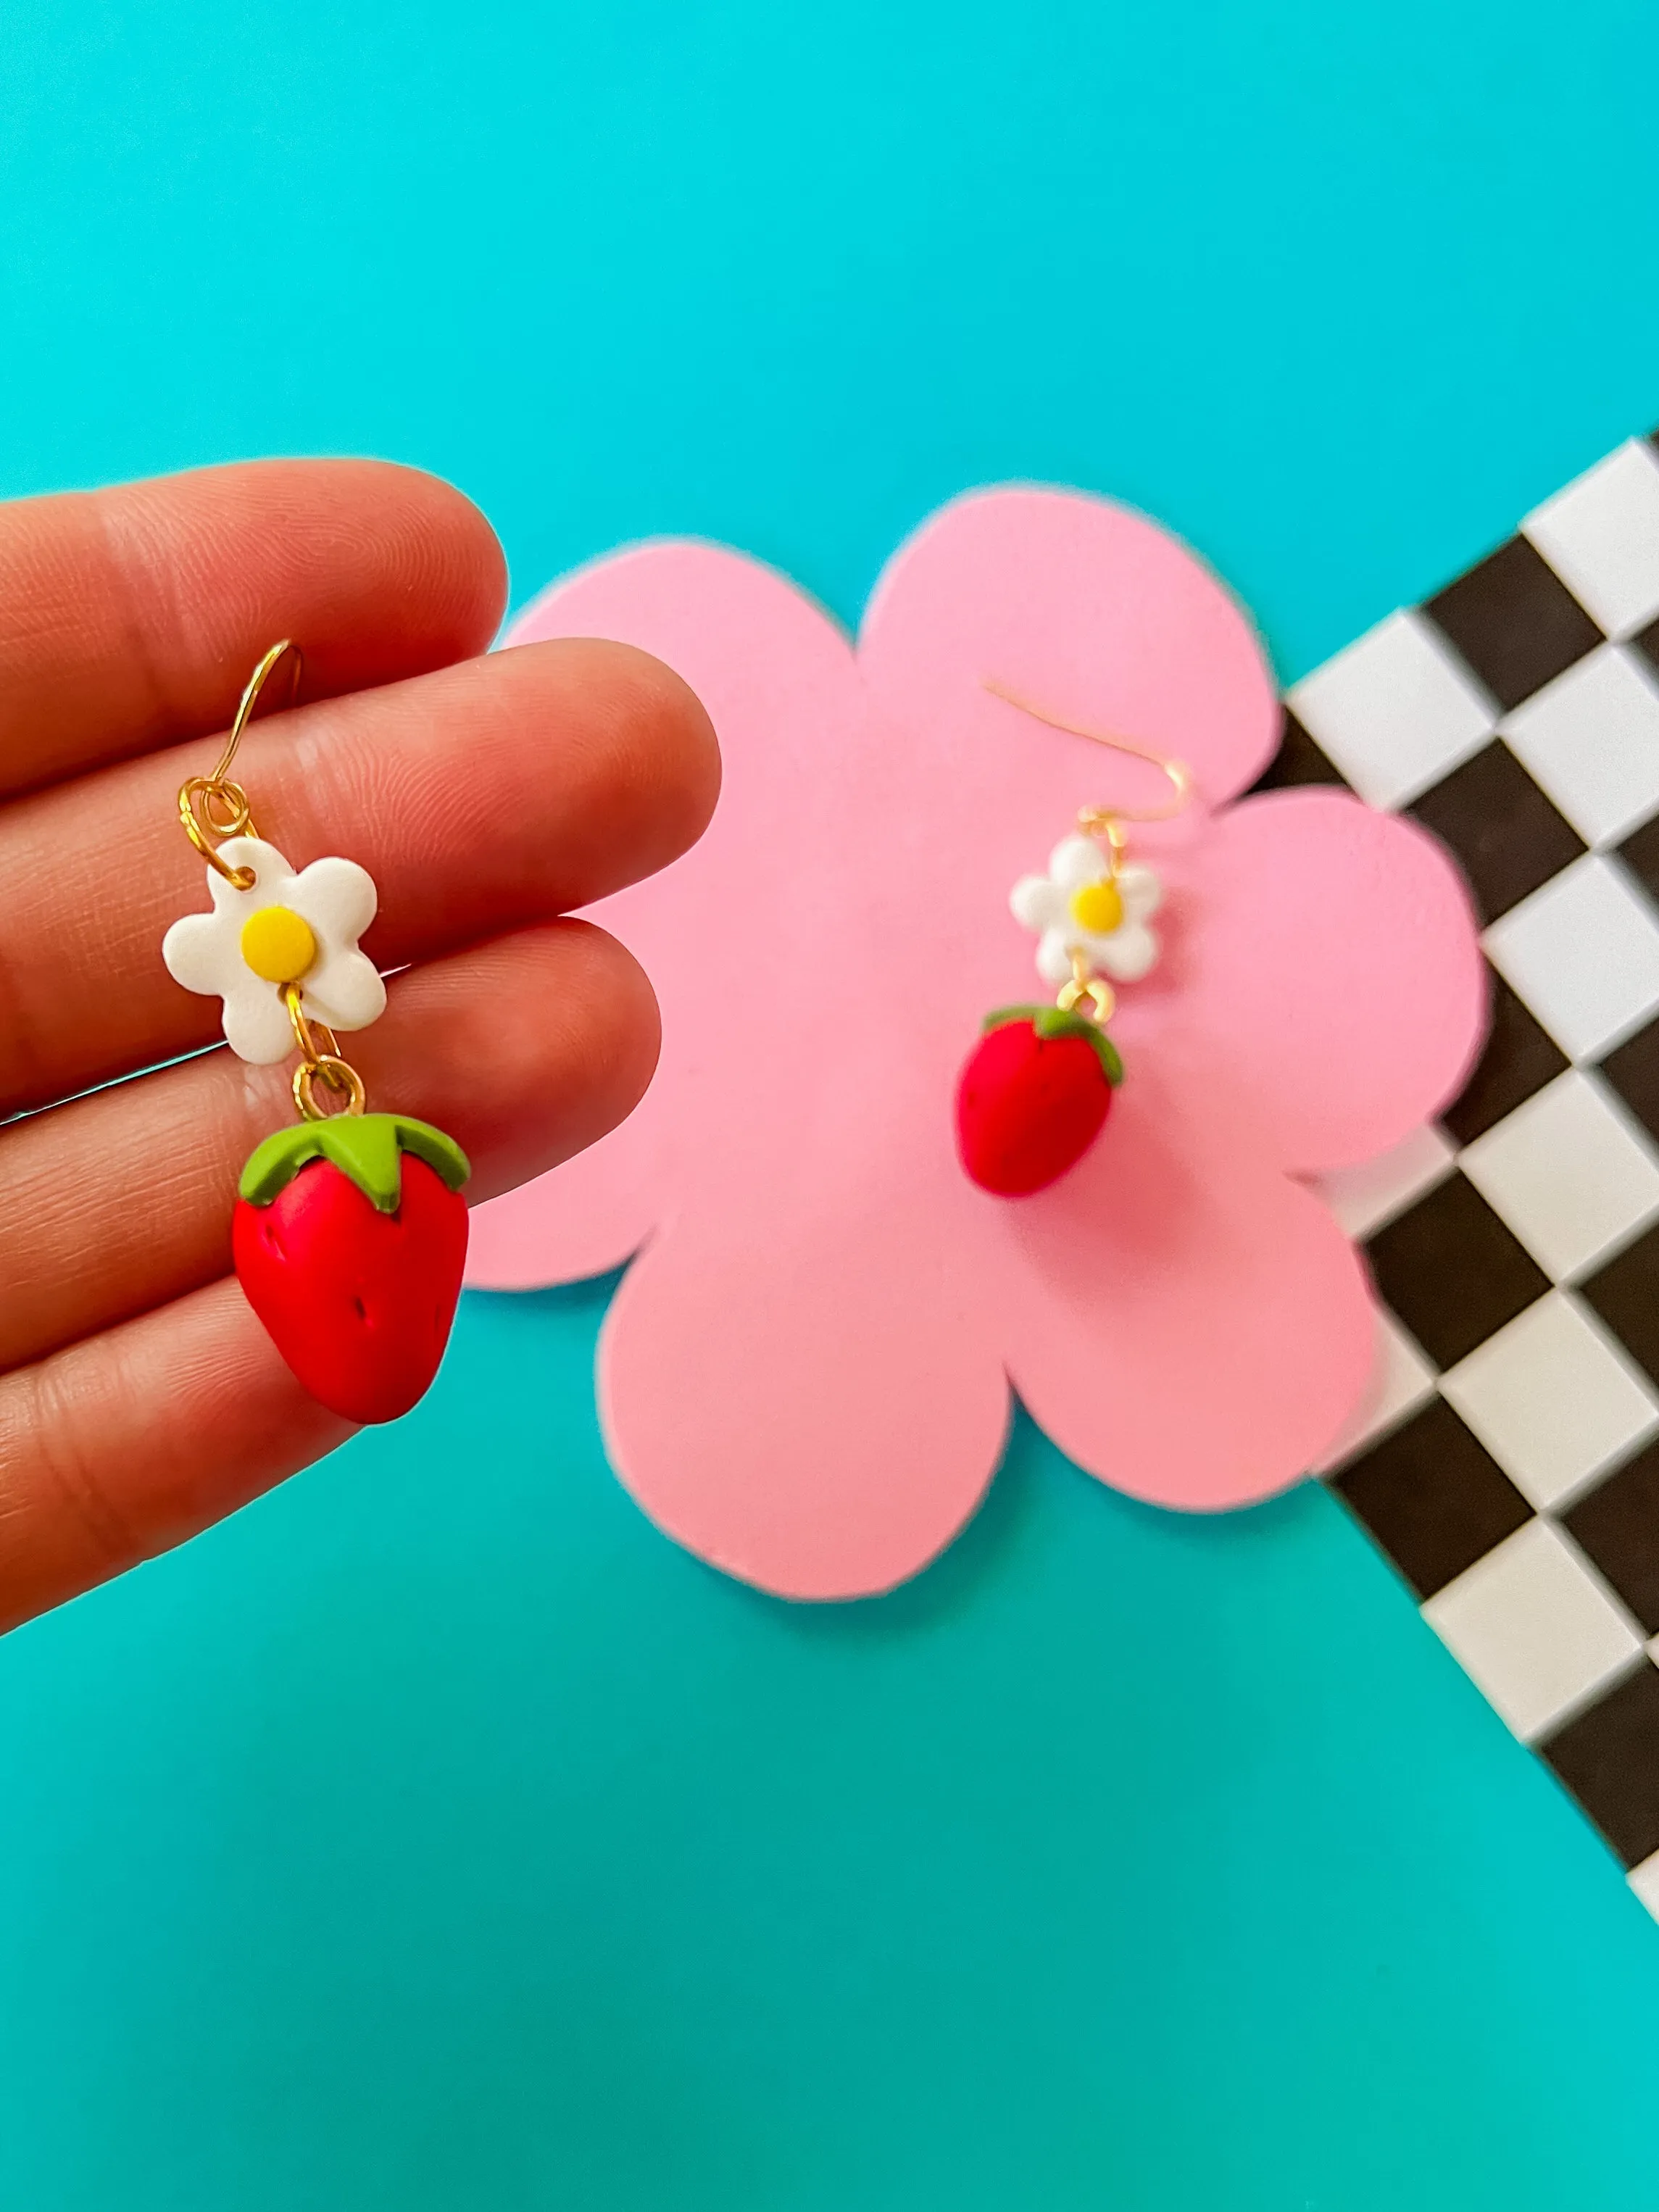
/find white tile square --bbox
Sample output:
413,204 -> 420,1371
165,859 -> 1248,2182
1501,645 -> 1659,848
1287,609 -> 1494,810
1423,1519 -> 1643,1741
1629,1849 -> 1659,1921
1524,438 -> 1659,640
1313,1307 -> 1437,1472
1482,855 -> 1659,1061
1439,1291 -> 1659,1511
1315,1123 -> 1457,1240
1458,1070 -> 1659,1280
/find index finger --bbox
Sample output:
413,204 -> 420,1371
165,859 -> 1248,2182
0,457 -> 508,797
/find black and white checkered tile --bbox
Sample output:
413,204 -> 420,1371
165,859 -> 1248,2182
1263,432 -> 1659,1916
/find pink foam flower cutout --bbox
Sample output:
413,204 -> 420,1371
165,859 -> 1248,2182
468,489 -> 1486,1600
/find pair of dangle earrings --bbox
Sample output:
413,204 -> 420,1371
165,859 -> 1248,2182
955,682 -> 1193,1197
162,642 -> 471,1425
161,645 -> 1184,1413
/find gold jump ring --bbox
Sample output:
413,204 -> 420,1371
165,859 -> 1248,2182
294,1057 -> 366,1122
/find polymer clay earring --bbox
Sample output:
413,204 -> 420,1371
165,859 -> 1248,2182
955,683 -> 1192,1196
162,642 -> 471,1423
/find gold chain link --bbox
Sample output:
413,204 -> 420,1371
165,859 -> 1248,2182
282,983 -> 366,1121
1056,950 -> 1115,1025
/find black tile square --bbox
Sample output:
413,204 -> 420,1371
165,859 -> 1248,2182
1631,613 -> 1659,687
1597,1017 -> 1659,1146
1410,741 -> 1585,926
1426,537 -> 1604,712
1365,1173 -> 1551,1371
1442,970 -> 1570,1146
1541,1660 -> 1659,1868
1249,707 -> 1350,794
1616,810 -> 1659,907
1564,1442 -> 1659,1636
1332,1398 -> 1531,1601
1581,1223 -> 1659,1387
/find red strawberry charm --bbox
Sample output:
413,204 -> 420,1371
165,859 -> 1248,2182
233,1113 -> 471,1424
955,1005 -> 1124,1197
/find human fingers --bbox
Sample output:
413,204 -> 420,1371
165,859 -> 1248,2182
0,1275 -> 349,1632
0,920 -> 657,1375
0,635 -> 718,1114
0,458 -> 507,797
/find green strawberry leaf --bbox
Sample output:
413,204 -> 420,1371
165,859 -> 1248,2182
1092,1031 -> 1126,1086
982,1002 -> 1125,1085
1031,1005 -> 1126,1084
239,1113 -> 471,1214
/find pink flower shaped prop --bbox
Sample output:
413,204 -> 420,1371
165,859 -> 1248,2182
469,491 -> 1484,1599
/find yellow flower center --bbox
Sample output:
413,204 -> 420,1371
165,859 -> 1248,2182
240,904 -> 317,985
1069,878 -> 1123,935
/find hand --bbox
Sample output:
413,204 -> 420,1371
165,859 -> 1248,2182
0,460 -> 718,1631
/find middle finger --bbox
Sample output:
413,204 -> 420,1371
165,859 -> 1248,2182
0,637 -> 715,1114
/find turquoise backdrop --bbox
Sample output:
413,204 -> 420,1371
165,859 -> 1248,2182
3,2 -> 1658,2203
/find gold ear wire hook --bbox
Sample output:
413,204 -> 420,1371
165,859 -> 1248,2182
981,678 -> 1193,834
178,639 -> 304,889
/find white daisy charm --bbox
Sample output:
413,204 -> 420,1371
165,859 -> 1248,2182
1010,833 -> 1162,990
162,836 -> 387,1064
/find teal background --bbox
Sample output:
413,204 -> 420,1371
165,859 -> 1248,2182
3,1 -> 1658,2203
